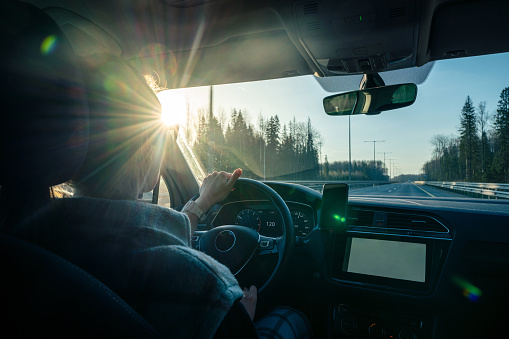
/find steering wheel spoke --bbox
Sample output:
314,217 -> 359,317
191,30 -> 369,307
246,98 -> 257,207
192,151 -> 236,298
257,235 -> 279,255
192,230 -> 205,250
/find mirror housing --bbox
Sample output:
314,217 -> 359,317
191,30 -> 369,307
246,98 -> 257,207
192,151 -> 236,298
323,83 -> 417,116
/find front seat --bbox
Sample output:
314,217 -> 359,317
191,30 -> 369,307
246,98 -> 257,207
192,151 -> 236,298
0,1 -> 161,337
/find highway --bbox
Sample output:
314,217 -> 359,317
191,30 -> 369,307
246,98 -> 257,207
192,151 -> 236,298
351,182 -> 467,198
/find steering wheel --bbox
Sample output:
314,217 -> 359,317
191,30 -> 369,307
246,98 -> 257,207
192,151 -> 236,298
198,178 -> 294,293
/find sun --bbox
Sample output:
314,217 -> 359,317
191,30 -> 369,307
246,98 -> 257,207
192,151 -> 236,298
157,90 -> 189,127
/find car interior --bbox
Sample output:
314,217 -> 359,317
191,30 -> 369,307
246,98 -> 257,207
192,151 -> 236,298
1,0 -> 509,338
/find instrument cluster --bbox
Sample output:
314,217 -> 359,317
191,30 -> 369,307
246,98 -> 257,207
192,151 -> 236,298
212,200 -> 316,238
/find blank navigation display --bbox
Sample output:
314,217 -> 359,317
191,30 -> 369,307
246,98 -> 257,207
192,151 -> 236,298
344,238 -> 426,282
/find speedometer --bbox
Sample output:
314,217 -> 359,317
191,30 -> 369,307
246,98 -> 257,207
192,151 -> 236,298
291,211 -> 313,237
235,209 -> 261,232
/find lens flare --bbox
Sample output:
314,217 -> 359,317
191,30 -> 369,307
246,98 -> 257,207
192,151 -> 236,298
452,276 -> 482,302
103,76 -> 128,97
40,35 -> 58,55
157,90 -> 188,127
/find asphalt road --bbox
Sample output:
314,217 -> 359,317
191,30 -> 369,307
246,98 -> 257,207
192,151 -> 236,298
351,182 -> 467,198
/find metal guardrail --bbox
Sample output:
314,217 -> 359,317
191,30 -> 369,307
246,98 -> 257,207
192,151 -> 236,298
418,181 -> 509,199
276,180 -> 391,193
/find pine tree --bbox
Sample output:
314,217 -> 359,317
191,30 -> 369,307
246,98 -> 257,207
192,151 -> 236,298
324,155 -> 329,178
458,96 -> 480,181
264,115 -> 280,178
492,87 -> 509,182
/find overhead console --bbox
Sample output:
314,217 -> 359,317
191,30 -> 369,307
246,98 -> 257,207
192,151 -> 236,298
292,0 -> 419,75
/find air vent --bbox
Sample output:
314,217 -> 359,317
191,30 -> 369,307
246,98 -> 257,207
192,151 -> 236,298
303,2 -> 318,15
388,7 -> 406,18
347,208 -> 374,226
306,21 -> 321,31
387,213 -> 448,232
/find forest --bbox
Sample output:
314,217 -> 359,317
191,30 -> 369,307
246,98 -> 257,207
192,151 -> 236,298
422,87 -> 509,183
190,108 -> 388,181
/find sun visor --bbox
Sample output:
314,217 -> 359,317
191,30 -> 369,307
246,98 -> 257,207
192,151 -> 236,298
44,8 -> 121,56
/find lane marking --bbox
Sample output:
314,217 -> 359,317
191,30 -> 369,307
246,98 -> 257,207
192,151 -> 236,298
413,183 -> 435,197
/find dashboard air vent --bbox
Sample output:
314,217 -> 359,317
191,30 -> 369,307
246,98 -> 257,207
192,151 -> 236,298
303,2 -> 318,15
388,7 -> 406,18
387,213 -> 448,232
347,208 -> 374,226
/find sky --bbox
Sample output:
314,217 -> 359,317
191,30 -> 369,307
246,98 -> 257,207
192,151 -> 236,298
158,52 -> 509,176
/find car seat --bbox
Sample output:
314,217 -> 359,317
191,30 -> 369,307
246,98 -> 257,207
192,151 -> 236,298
0,1 -> 161,337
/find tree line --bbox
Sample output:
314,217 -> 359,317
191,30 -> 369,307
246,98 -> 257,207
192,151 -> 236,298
192,109 -> 321,180
422,87 -> 509,183
322,158 -> 388,181
191,108 -> 389,181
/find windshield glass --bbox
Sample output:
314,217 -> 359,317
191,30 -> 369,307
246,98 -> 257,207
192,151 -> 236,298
157,52 -> 509,199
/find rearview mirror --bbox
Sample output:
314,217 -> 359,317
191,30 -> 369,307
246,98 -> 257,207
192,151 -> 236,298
323,83 -> 417,116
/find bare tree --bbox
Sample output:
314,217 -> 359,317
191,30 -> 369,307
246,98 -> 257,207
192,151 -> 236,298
430,134 -> 449,180
476,101 -> 490,181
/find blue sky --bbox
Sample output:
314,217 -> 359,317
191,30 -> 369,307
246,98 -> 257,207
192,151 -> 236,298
159,52 -> 509,176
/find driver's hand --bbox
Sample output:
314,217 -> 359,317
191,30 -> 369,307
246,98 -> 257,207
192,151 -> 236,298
240,285 -> 257,321
196,168 -> 242,212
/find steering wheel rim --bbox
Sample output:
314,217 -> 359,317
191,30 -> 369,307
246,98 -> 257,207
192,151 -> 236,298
199,178 -> 294,293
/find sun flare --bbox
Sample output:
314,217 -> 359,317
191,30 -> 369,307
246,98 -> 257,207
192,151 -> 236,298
157,90 -> 189,127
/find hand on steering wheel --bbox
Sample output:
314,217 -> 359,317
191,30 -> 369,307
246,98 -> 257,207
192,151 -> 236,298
197,178 -> 294,293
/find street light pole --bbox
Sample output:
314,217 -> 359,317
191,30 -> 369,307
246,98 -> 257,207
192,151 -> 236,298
386,158 -> 396,181
349,116 -> 352,181
378,152 -> 392,180
364,140 -> 385,181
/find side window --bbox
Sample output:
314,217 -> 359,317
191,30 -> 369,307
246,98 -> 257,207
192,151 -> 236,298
50,183 -> 74,198
157,177 -> 171,208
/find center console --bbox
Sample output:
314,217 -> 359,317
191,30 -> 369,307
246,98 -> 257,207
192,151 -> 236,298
326,230 -> 450,338
319,184 -> 452,338
332,304 -> 430,339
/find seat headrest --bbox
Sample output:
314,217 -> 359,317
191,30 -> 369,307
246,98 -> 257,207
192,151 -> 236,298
0,1 -> 88,188
73,55 -> 163,198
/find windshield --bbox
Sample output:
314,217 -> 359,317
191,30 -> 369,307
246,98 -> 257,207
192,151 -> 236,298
157,52 -> 509,199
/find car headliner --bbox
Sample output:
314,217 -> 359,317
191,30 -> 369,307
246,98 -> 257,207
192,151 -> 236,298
25,0 -> 509,90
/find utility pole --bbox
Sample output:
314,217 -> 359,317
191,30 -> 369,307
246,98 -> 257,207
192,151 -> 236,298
349,116 -> 352,181
378,152 -> 392,180
364,140 -> 385,181
386,158 -> 396,181
209,85 -> 213,120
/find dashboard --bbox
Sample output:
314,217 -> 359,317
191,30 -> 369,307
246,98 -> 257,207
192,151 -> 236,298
195,181 -> 509,339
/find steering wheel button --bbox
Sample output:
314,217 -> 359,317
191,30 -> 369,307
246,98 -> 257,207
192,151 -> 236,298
260,240 -> 269,247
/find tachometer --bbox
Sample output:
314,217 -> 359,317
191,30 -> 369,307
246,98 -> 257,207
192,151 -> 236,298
235,209 -> 261,232
291,211 -> 313,237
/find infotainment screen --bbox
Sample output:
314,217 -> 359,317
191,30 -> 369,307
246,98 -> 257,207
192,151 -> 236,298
343,237 -> 427,282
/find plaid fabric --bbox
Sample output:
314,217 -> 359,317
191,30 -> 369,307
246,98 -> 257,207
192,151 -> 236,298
255,306 -> 312,339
